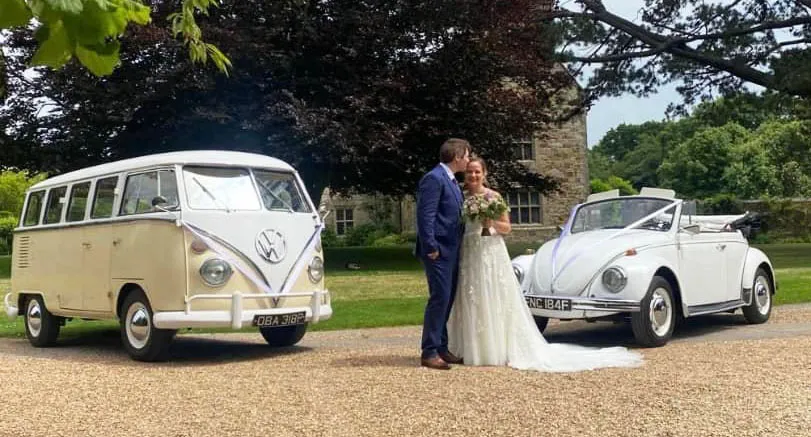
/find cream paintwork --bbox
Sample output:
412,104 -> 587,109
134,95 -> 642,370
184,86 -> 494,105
6,151 -> 331,335
513,193 -> 775,323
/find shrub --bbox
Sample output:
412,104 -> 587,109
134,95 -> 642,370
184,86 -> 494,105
0,215 -> 17,255
370,234 -> 405,247
320,229 -> 344,248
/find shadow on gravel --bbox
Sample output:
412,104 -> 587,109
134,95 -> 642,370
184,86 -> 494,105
331,354 -> 417,369
543,313 -> 750,348
3,330 -> 312,366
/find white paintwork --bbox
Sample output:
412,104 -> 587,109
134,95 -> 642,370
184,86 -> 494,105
513,188 -> 775,325
639,187 -> 676,198
28,151 -> 294,191
153,290 -> 331,329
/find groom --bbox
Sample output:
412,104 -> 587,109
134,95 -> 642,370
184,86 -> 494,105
415,138 -> 471,370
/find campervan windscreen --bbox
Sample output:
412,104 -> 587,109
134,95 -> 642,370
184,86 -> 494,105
182,166 -> 310,213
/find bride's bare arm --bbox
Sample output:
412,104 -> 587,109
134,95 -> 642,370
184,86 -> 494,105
483,190 -> 512,235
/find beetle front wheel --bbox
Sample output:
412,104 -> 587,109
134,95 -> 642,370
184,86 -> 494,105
631,276 -> 676,347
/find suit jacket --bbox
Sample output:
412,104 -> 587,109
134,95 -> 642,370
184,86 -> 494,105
415,165 -> 463,259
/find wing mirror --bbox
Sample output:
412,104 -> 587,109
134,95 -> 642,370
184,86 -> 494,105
151,196 -> 168,207
679,223 -> 700,235
318,204 -> 332,220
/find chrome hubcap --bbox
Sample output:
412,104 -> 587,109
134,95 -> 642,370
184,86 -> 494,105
649,287 -> 673,337
754,276 -> 771,316
26,299 -> 42,337
125,303 -> 151,350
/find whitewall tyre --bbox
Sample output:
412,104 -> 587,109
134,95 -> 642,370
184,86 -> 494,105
743,267 -> 772,324
631,276 -> 676,347
120,290 -> 176,362
24,295 -> 61,347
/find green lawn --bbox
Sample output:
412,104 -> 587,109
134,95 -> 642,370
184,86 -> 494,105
0,244 -> 808,339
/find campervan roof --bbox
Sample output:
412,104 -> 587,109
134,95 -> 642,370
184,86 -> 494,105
29,151 -> 295,190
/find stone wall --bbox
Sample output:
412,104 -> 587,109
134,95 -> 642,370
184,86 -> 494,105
322,108 -> 588,246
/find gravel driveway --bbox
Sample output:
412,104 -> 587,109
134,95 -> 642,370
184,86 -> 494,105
1,305 -> 810,437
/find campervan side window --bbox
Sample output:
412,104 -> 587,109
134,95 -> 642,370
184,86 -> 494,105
67,182 -> 91,222
120,169 -> 178,216
91,176 -> 118,219
43,186 -> 68,224
22,190 -> 45,227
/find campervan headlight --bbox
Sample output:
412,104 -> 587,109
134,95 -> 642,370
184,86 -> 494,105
200,258 -> 233,286
308,256 -> 324,283
602,267 -> 627,293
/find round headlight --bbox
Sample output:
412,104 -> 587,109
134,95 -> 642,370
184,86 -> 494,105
308,256 -> 324,283
200,258 -> 233,286
602,267 -> 627,293
513,265 -> 524,283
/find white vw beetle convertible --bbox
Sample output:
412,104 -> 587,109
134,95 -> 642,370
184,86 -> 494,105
511,187 -> 775,347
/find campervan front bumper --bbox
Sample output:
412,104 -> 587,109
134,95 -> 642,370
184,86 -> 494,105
4,293 -> 18,319
152,290 -> 332,330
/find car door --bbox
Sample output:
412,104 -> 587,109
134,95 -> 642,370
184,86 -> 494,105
722,233 -> 749,302
677,232 -> 728,307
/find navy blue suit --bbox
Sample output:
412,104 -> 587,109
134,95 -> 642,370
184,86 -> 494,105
416,164 -> 463,359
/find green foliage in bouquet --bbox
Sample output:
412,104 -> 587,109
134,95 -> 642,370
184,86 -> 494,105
463,192 -> 509,222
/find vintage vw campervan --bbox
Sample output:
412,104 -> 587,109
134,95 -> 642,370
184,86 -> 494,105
3,151 -> 331,361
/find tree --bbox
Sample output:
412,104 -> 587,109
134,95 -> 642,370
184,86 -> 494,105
1,0 -> 574,201
725,120 -> 811,198
544,0 -> 811,109
0,0 -> 229,77
589,175 -> 637,195
657,123 -> 751,198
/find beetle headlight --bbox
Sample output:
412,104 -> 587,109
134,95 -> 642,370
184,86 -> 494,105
513,265 -> 524,284
200,258 -> 233,286
308,256 -> 324,283
602,267 -> 627,293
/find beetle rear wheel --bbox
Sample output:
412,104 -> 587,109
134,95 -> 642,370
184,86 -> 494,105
742,267 -> 772,324
631,276 -> 676,347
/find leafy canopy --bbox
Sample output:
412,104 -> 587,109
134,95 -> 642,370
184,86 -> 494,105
0,0 -> 230,77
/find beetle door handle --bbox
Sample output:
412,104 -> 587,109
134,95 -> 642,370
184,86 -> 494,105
715,244 -> 726,251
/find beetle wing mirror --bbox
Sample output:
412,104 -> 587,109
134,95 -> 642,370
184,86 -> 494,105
679,223 -> 700,235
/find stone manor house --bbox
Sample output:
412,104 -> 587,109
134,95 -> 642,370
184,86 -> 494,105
321,111 -> 589,244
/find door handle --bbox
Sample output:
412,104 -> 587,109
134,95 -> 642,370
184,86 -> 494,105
82,242 -> 92,249
715,244 -> 726,251
112,238 -> 122,246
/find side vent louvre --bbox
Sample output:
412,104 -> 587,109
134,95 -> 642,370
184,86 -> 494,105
16,236 -> 31,269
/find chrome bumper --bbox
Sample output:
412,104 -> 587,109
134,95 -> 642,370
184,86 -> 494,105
152,290 -> 332,330
4,293 -> 18,319
526,294 -> 641,313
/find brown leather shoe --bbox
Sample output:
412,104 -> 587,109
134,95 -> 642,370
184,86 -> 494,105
439,351 -> 464,365
421,355 -> 450,370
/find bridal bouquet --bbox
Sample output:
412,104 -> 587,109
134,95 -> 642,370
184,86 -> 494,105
463,192 -> 509,236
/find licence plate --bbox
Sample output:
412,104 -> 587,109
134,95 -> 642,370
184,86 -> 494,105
525,296 -> 572,312
252,311 -> 306,328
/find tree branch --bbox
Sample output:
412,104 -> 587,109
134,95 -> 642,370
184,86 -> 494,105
551,0 -> 811,96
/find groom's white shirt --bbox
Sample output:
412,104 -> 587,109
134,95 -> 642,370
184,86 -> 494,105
439,163 -> 455,182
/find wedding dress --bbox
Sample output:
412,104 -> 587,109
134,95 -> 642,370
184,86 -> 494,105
447,218 -> 644,372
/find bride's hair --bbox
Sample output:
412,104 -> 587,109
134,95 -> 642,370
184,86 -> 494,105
468,156 -> 489,187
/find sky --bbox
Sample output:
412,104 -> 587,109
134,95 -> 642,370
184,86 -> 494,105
577,0 -> 683,147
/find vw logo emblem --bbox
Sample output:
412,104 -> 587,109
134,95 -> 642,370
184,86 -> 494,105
255,229 -> 287,263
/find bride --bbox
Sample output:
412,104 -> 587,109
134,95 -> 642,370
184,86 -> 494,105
447,157 -> 644,372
